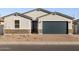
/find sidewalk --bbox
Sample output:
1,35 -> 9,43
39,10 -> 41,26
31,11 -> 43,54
0,41 -> 79,45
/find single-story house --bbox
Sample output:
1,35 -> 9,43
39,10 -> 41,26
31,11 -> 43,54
1,8 -> 75,35
23,8 -> 74,34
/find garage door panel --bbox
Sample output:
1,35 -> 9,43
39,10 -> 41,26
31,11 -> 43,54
43,21 -> 68,34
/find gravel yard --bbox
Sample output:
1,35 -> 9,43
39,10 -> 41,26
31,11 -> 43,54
0,34 -> 79,42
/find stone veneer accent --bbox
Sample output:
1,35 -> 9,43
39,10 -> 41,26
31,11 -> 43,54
68,29 -> 73,34
72,24 -> 75,34
4,29 -> 30,34
38,29 -> 42,34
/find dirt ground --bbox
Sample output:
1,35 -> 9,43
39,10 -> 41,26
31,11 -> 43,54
0,34 -> 79,42
0,34 -> 79,51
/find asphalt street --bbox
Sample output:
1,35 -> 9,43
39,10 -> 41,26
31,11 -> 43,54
0,44 -> 79,51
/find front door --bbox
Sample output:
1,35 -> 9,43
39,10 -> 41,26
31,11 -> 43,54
31,21 -> 38,33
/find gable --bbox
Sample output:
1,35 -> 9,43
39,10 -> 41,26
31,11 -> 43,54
39,14 -> 73,21
38,12 -> 74,20
3,12 -> 32,20
23,8 -> 51,19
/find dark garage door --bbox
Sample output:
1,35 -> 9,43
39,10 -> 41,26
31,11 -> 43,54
0,25 -> 3,35
43,21 -> 68,34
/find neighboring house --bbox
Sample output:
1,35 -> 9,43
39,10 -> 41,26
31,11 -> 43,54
74,19 -> 79,34
3,12 -> 32,34
0,18 -> 4,35
1,8 -> 75,35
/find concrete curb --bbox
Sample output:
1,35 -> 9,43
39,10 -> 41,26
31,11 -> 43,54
0,42 -> 79,45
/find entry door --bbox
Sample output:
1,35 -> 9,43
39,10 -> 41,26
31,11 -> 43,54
31,21 -> 38,33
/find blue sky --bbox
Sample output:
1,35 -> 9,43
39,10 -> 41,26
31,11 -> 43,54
0,8 -> 79,19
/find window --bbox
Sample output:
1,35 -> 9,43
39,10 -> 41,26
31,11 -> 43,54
15,20 -> 20,28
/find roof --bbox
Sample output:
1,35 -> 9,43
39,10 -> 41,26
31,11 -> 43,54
0,17 -> 4,22
38,12 -> 74,20
74,19 -> 79,25
3,12 -> 32,20
53,12 -> 74,20
75,19 -> 79,21
2,8 -> 74,20
22,8 -> 52,14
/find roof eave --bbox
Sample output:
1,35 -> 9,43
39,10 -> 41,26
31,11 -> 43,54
54,12 -> 74,20
38,12 -> 74,20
